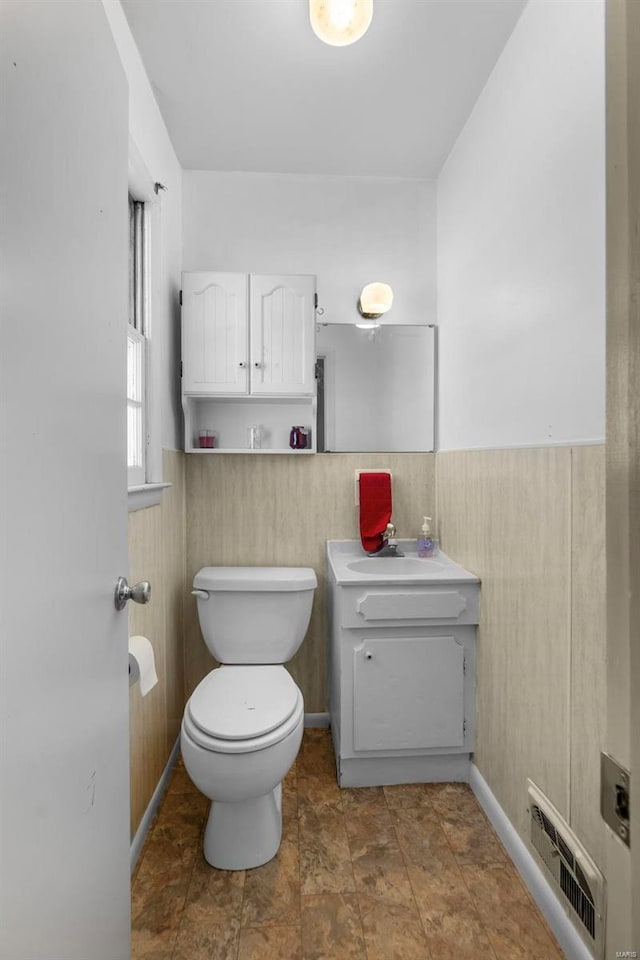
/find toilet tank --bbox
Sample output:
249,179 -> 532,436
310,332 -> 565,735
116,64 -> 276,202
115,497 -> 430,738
192,567 -> 317,664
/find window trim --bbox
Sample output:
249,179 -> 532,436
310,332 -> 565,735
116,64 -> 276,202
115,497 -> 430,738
127,136 -> 164,510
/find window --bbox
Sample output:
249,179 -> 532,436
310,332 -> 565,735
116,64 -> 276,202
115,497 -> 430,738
127,195 -> 147,486
126,138 -> 168,510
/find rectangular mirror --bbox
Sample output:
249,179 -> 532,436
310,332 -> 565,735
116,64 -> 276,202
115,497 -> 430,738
316,324 -> 435,452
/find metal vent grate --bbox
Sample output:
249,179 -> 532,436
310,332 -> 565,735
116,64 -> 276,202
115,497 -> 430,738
556,832 -> 575,871
527,781 -> 605,960
560,862 -> 596,939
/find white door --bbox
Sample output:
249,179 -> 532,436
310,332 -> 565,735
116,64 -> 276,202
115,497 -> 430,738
603,1 -> 639,955
1,5 -> 131,959
250,275 -> 316,396
182,272 -> 249,395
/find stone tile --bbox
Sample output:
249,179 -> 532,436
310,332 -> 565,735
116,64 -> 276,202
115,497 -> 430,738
345,809 -> 414,905
182,851 -> 245,924
358,896 -> 430,960
298,774 -> 343,809
425,781 -> 478,819
172,915 -> 240,960
131,754 -> 564,960
298,729 -> 336,779
158,791 -> 209,829
166,757 -> 201,797
340,786 -> 388,815
300,894 -> 367,960
299,801 -> 355,895
407,862 -> 496,960
241,817 -> 301,926
463,863 -> 564,960
238,924 -> 303,960
131,874 -> 189,960
425,785 -> 507,867
383,783 -> 433,809
390,804 -> 453,870
283,764 -> 299,818
130,928 -> 176,960
440,814 -> 508,867
134,820 -> 202,882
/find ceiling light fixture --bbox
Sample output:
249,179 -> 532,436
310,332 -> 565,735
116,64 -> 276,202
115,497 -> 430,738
309,0 -> 373,47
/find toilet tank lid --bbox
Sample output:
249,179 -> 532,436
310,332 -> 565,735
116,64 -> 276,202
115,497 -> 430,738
193,566 -> 317,592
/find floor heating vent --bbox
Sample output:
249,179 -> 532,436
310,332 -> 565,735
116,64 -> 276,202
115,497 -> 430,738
527,781 -> 605,959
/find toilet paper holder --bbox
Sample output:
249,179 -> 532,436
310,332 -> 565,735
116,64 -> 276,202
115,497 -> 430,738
115,576 -> 151,611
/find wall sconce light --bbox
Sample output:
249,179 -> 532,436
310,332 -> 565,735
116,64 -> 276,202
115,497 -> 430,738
357,282 -> 393,328
309,0 -> 373,47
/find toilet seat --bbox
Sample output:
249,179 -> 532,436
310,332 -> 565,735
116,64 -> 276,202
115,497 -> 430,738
184,665 -> 304,755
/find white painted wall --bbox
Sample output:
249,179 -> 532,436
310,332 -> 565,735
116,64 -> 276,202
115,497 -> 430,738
103,0 -> 183,450
437,0 -> 605,451
182,172 -> 436,327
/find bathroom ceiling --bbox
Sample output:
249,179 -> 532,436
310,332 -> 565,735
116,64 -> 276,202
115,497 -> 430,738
121,0 -> 526,179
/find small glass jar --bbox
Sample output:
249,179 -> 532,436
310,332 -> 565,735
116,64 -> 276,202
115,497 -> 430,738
198,430 -> 215,449
248,424 -> 261,449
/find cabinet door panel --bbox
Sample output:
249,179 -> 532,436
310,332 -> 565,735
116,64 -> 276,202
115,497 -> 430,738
353,635 -> 465,751
182,272 -> 248,394
250,275 -> 316,395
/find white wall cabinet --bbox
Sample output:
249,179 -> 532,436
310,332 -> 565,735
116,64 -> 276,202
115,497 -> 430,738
182,272 -> 317,453
182,272 -> 249,395
249,274 -> 316,397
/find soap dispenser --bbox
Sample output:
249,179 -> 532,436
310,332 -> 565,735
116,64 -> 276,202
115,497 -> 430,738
417,516 -> 435,558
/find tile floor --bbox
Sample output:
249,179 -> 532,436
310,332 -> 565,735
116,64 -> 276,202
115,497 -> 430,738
131,729 -> 565,960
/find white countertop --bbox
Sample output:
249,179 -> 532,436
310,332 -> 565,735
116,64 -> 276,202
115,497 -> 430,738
326,539 -> 480,586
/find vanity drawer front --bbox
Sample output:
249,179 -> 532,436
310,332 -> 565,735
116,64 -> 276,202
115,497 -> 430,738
341,584 -> 479,627
353,635 -> 465,752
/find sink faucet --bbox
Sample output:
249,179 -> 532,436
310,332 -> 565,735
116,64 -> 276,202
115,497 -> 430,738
368,522 -> 405,557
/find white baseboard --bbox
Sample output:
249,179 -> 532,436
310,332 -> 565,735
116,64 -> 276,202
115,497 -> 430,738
130,736 -> 180,873
304,712 -> 330,728
339,753 -> 469,787
470,764 -> 593,960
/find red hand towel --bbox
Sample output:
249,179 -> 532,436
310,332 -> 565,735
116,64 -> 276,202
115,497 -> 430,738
359,472 -> 392,553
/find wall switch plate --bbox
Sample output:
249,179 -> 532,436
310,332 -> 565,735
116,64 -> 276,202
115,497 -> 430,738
601,751 -> 630,847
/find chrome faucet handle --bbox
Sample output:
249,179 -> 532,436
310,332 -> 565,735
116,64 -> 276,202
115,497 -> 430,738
384,522 -> 397,541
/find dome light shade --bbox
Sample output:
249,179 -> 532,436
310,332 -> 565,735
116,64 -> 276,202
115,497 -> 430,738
309,0 -> 373,47
358,282 -> 393,319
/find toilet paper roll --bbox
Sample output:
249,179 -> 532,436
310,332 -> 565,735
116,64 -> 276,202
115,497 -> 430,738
128,636 -> 158,696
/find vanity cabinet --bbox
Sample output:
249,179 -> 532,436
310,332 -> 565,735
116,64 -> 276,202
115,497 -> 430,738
181,272 -> 317,453
326,541 -> 480,787
352,634 -> 465,752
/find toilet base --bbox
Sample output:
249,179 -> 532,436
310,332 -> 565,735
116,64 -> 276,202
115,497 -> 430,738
203,782 -> 283,870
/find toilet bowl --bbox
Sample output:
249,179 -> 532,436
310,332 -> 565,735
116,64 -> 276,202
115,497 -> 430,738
181,566 -> 317,870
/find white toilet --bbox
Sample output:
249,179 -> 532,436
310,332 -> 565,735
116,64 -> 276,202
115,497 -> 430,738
181,565 -> 317,870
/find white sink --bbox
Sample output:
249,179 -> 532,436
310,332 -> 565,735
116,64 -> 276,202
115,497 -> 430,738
347,557 -> 444,576
326,540 -> 479,585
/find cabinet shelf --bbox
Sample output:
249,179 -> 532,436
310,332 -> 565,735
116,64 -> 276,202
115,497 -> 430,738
186,447 -> 316,455
184,394 -> 313,404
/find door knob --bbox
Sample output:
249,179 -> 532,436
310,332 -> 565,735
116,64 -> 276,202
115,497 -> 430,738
114,576 -> 151,611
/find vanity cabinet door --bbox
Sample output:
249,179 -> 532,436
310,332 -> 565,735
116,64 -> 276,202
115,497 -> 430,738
182,272 -> 249,395
249,275 -> 316,396
352,635 -> 465,752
